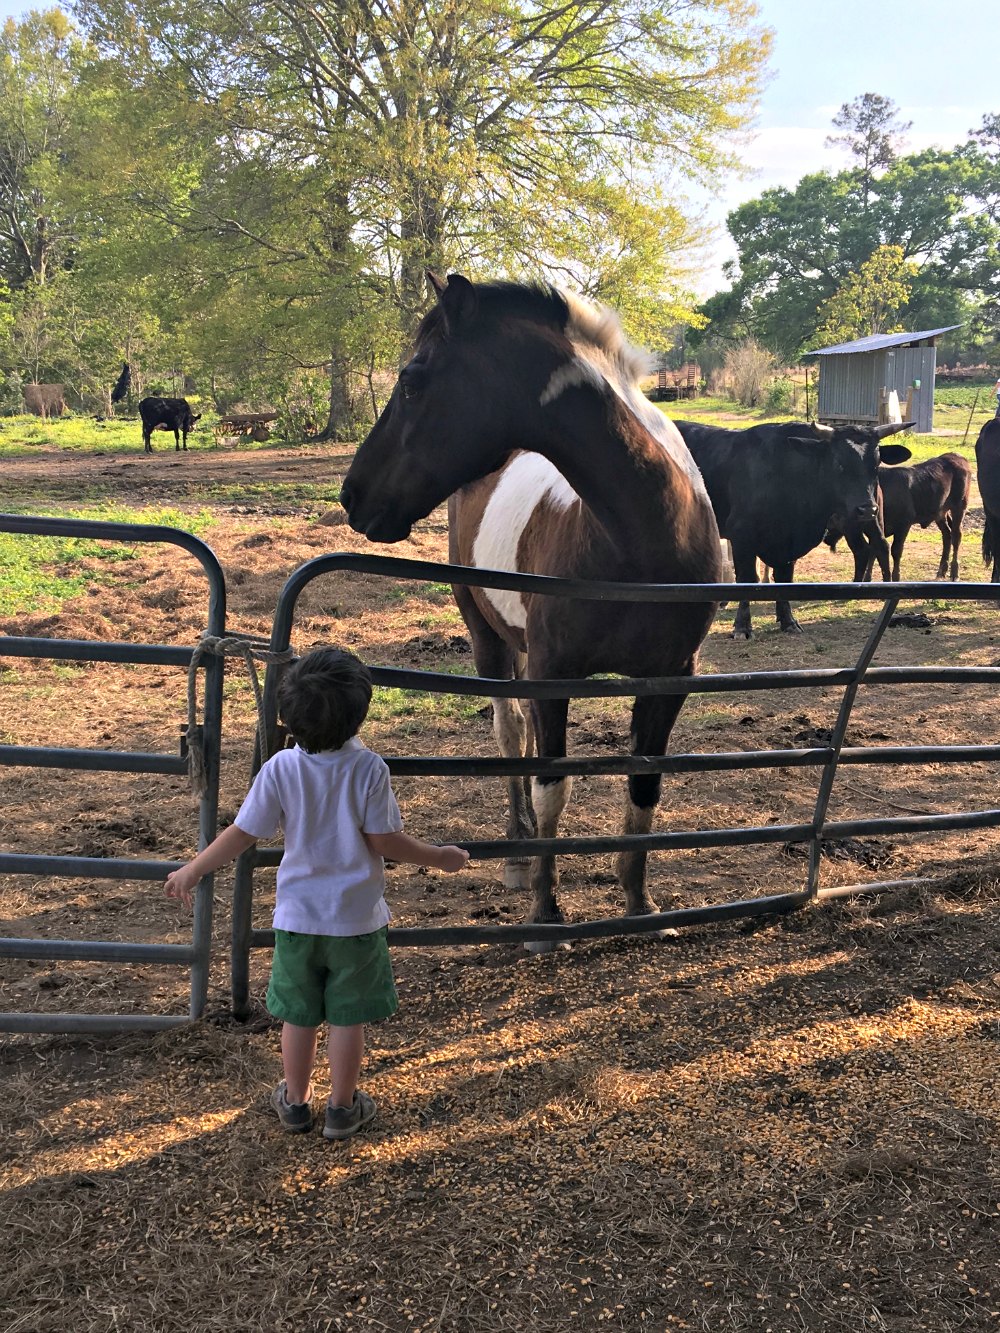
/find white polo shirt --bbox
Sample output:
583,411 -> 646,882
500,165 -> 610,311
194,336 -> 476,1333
235,737 -> 403,937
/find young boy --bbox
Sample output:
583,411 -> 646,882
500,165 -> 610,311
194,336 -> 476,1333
165,647 -> 469,1140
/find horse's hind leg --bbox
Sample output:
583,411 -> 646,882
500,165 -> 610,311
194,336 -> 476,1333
618,691 -> 688,920
452,585 -> 535,888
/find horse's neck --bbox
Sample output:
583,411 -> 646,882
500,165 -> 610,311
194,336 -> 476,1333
535,393 -> 709,573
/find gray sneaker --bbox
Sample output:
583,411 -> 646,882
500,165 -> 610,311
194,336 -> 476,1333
323,1089 -> 377,1141
270,1080 -> 313,1133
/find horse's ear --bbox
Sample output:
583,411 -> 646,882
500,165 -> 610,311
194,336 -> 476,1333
426,270 -> 447,298
439,273 -> 478,331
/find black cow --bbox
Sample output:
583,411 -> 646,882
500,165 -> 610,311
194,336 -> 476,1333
138,396 -> 201,452
976,418 -> 1000,583
674,419 -> 912,638
826,452 -> 972,582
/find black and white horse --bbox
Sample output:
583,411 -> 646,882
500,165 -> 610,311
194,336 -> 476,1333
342,274 -> 722,943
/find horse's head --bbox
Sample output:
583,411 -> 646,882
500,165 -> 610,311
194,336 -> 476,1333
342,273 -> 567,542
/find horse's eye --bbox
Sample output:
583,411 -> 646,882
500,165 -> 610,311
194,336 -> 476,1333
399,366 -> 427,401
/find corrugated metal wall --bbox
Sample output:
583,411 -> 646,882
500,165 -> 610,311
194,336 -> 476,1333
817,352 -> 879,421
884,346 -> 936,433
817,345 -> 936,432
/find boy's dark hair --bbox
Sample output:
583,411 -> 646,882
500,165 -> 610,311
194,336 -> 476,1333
276,647 -> 373,753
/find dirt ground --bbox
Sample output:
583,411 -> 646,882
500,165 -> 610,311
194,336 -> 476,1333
2,444 -> 999,1332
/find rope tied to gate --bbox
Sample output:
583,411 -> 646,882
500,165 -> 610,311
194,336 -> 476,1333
186,634 -> 297,797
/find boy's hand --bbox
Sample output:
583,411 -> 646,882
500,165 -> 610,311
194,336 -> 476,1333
164,865 -> 199,911
436,845 -> 471,872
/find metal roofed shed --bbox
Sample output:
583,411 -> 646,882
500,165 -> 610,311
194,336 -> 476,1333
809,326 -> 961,435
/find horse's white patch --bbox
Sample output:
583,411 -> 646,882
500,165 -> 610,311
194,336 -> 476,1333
539,357 -> 605,406
532,776 -> 573,835
492,695 -> 528,758
623,799 -> 654,837
473,453 -> 578,629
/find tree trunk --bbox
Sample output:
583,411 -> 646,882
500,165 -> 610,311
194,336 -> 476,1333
314,351 -> 362,442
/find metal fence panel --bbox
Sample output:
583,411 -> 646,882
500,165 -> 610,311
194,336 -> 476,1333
229,553 -> 1000,1017
0,514 -> 227,1034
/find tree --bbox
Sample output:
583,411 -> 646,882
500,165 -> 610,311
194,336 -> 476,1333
826,92 -> 911,209
77,0 -> 772,434
812,244 -> 916,347
0,10 -> 92,290
698,145 -> 980,360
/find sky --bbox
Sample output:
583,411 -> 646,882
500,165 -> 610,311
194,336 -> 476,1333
693,0 -> 1000,292
2,0 -> 998,297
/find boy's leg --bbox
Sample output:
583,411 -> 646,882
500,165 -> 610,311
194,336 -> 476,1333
328,1023 -> 365,1109
282,1022 -> 319,1104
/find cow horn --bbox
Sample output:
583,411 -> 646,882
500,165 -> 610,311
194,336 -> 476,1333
874,420 -> 915,437
809,422 -> 835,439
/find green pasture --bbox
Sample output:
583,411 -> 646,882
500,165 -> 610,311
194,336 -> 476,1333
0,412 -> 279,458
0,504 -> 212,616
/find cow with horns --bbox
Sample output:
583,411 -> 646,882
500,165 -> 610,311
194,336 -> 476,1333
341,273 -> 723,946
673,419 -> 913,636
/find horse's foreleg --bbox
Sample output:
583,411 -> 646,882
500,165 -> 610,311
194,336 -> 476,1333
525,696 -> 570,952
451,586 -> 535,888
617,692 -> 688,918
492,693 -> 536,888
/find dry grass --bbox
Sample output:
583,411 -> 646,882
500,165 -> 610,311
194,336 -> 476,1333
2,445 -> 1000,1331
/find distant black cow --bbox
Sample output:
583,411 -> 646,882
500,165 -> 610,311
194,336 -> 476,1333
138,396 -> 201,453
826,453 -> 972,582
674,419 -> 912,638
976,419 -> 1000,582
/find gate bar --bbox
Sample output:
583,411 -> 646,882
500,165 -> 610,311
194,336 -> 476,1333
383,742 -> 1000,778
0,745 -> 187,775
0,514 -> 227,1034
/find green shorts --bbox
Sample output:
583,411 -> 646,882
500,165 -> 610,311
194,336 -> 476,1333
266,927 -> 398,1028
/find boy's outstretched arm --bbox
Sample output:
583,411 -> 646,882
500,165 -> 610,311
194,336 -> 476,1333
165,823 -> 259,910
365,832 -> 469,872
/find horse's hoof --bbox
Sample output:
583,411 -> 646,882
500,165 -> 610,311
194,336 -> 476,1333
781,622 -> 804,635
524,937 -> 571,954
504,863 -> 530,890
731,628 -> 752,640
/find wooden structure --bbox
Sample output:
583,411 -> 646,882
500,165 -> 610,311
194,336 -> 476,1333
212,410 -> 278,446
649,363 -> 701,403
810,327 -> 961,435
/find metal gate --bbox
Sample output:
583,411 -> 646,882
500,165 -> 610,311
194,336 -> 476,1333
0,514 -> 226,1033
230,552 -> 1000,1017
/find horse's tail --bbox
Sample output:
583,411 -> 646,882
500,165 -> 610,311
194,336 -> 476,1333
984,516 -> 994,570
